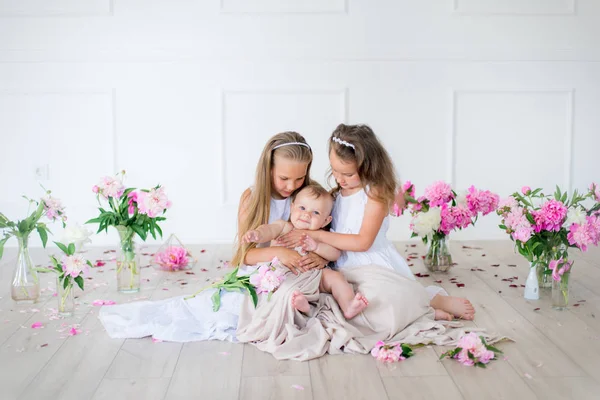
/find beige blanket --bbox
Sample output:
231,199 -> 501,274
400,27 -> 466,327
236,265 -> 504,361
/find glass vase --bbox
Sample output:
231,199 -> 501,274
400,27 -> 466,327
116,226 -> 140,293
10,235 -> 40,303
552,271 -> 570,310
152,233 -> 197,271
538,243 -> 567,289
424,236 -> 453,272
57,277 -> 74,316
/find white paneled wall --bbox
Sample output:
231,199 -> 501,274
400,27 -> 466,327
1,0 -> 599,247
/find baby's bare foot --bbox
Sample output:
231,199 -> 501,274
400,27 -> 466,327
434,296 -> 475,320
434,308 -> 453,321
343,293 -> 369,319
291,291 -> 310,314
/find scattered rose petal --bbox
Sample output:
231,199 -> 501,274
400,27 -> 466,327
534,308 -> 541,311
92,300 -> 116,306
509,284 -> 518,288
456,283 -> 465,288
573,303 -> 580,307
31,322 -> 43,329
408,263 -> 414,267
68,327 -> 80,336
415,273 -> 430,278
40,343 -> 48,348
185,272 -> 195,275
524,373 -> 532,379
201,249 -> 206,253
219,351 -> 230,356
201,268 -> 209,272
52,292 -> 57,297
291,385 -> 305,391
162,288 -> 169,291
507,264 -> 517,267
152,338 -> 163,343
491,264 -> 500,267
481,254 -> 486,257
434,280 -> 442,284
503,356 -> 509,361
95,261 -> 105,267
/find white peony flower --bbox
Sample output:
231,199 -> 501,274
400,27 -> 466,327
411,207 -> 442,238
62,254 -> 89,278
563,207 -> 587,228
61,223 -> 93,252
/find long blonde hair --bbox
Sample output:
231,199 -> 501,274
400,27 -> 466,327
232,132 -> 313,266
327,123 -> 397,208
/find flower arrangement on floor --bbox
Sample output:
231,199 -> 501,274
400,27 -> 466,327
152,234 -> 197,271
439,332 -> 502,368
43,242 -> 93,316
185,257 -> 286,311
497,184 -> 600,308
396,181 -> 499,272
370,341 -> 414,363
86,171 -> 171,293
0,188 -> 66,303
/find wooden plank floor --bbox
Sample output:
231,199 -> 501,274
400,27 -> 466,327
1,241 -> 599,400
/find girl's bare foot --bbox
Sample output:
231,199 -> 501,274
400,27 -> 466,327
343,293 -> 369,319
431,295 -> 475,320
291,291 -> 310,313
434,308 -> 453,321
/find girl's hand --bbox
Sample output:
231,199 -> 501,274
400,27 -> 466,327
300,252 -> 328,271
301,234 -> 318,252
243,229 -> 263,243
276,248 -> 304,275
277,229 -> 312,248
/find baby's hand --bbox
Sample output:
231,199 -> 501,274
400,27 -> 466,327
243,230 -> 263,243
301,234 -> 318,252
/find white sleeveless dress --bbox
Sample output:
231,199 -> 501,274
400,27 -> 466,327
331,189 -> 446,299
99,196 -> 291,342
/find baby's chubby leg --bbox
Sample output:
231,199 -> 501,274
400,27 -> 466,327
320,269 -> 368,319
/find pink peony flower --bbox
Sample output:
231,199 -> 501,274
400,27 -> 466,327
402,181 -> 415,198
497,196 -> 518,216
137,187 -> 172,218
95,176 -> 125,199
522,186 -> 531,195
548,258 -> 572,281
371,341 -> 406,363
504,207 -> 534,242
466,186 -> 500,216
533,200 -> 568,232
154,246 -> 189,271
440,204 -> 473,235
424,181 -> 454,207
249,260 -> 286,295
42,195 -> 66,221
62,254 -> 89,278
567,222 -> 595,252
456,349 -> 475,366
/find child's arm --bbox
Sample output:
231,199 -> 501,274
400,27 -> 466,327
243,220 -> 289,244
279,195 -> 387,253
302,234 -> 341,261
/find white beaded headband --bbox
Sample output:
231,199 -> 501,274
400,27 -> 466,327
272,142 -> 311,150
332,136 -> 355,149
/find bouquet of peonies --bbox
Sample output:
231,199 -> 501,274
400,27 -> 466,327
497,184 -> 600,306
370,341 -> 414,363
249,257 -> 286,300
86,171 -> 172,292
185,257 -> 286,311
396,180 -> 499,271
42,242 -> 93,315
439,332 -> 502,368
153,246 -> 191,271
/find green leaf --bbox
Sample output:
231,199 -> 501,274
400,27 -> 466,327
211,289 -> 222,312
155,223 -> 163,238
131,224 -> 147,241
85,217 -> 103,224
499,224 -> 507,230
67,243 -> 75,256
36,226 -> 48,248
54,241 -> 69,254
63,277 -> 70,290
74,275 -> 84,291
486,344 -> 503,354
0,235 -> 12,260
475,362 -> 487,368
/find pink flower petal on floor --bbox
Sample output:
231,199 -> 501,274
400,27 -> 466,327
291,385 -> 305,391
52,292 -> 58,297
219,351 -> 230,356
524,373 -> 533,379
92,299 -> 116,306
31,322 -> 43,329
152,338 -> 163,343
68,327 -> 80,336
